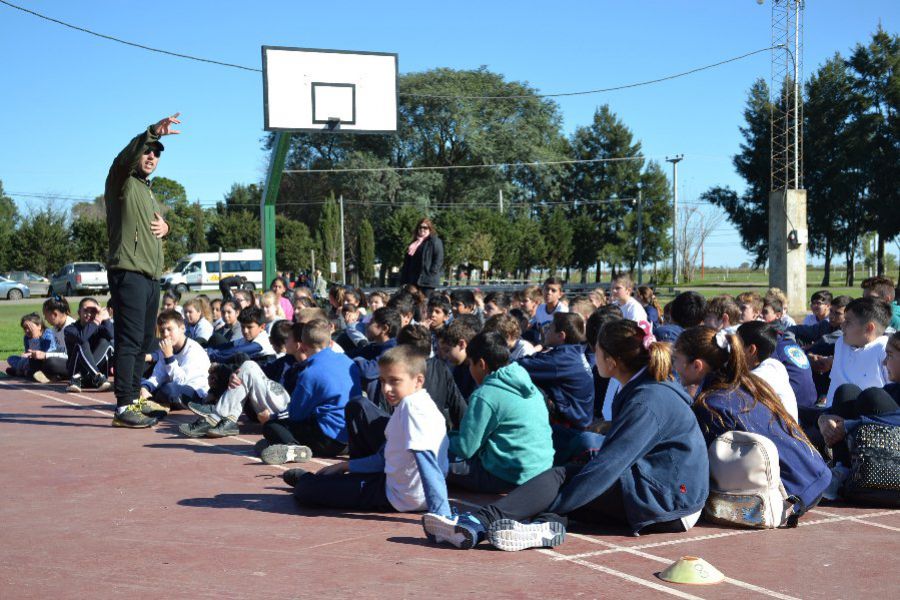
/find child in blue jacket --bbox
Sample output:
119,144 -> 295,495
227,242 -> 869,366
674,326 -> 830,515
423,319 -> 709,551
6,313 -> 56,377
518,312 -> 595,463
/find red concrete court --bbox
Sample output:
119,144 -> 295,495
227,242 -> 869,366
0,376 -> 897,599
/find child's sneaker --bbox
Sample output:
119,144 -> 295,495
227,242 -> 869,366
32,371 -> 50,384
260,444 -> 312,465
66,375 -> 83,393
178,417 -> 215,438
282,468 -> 307,487
205,418 -> 239,438
422,513 -> 484,549
487,519 -> 566,552
94,375 -> 113,393
254,439 -> 270,457
188,401 -> 217,421
140,399 -> 170,418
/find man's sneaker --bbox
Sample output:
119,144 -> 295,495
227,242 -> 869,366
205,418 -> 239,438
282,468 -> 308,487
422,513 -> 484,549
140,399 -> 170,418
178,417 -> 215,438
487,519 -> 566,552
260,444 -> 313,465
188,401 -> 217,422
66,376 -> 83,393
254,439 -> 270,457
32,371 -> 50,384
112,404 -> 158,428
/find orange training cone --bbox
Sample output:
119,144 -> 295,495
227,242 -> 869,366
657,556 -> 725,585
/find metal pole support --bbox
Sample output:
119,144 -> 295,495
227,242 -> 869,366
260,132 -> 290,288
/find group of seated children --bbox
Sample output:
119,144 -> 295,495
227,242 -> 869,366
6,273 -> 899,553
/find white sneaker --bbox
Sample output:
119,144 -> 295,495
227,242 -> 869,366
487,519 -> 566,552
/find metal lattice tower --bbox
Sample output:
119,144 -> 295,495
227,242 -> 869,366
770,0 -> 804,191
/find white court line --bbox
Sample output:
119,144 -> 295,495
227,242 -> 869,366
537,549 -> 706,600
811,509 -> 900,533
0,381 -> 111,417
566,532 -> 801,600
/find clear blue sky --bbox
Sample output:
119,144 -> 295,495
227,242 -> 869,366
1,0 -> 896,266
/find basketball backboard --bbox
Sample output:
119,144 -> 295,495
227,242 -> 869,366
262,46 -> 398,134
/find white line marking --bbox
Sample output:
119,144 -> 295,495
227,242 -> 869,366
566,533 -> 801,600
0,382 -> 111,417
537,549 -> 706,599
811,509 -> 900,533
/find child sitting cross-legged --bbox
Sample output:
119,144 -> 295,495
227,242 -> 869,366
259,319 -> 361,464
285,345 -> 452,518
6,313 -> 57,378
517,312 -> 596,464
64,297 -> 114,393
179,321 -> 304,441
446,331 -> 554,493
674,326 -> 830,515
825,297 -> 892,405
140,309 -> 211,416
423,319 -> 709,551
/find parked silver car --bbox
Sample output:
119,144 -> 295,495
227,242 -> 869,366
2,271 -> 51,297
49,262 -> 108,297
0,275 -> 31,300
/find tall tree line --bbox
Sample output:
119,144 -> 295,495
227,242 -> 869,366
705,28 -> 899,285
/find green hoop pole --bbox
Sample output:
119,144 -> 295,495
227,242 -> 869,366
260,131 -> 290,287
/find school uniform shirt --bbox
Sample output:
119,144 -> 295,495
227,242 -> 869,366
618,297 -> 648,323
186,318 -> 214,343
693,382 -> 831,509
289,346 -> 361,443
45,316 -> 77,360
802,313 -> 825,327
142,338 -> 211,397
63,320 -> 115,371
775,335 -> 818,410
548,371 -> 709,534
789,319 -> 836,347
383,389 -> 450,512
517,343 -> 595,429
452,363 -> 478,400
826,335 -> 890,403
653,323 -> 684,344
509,338 -> 537,362
752,358 -> 798,421
531,301 -> 568,329
779,314 -> 797,329
207,329 -> 275,362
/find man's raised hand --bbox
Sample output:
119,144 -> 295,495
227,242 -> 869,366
153,112 -> 182,136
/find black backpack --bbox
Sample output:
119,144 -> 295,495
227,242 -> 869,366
842,423 -> 900,507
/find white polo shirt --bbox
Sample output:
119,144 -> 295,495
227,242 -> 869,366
826,335 -> 889,403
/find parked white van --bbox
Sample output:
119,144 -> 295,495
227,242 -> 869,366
160,249 -> 264,294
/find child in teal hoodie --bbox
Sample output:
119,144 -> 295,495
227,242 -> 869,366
447,331 -> 554,493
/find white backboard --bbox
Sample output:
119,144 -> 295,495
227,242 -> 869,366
262,46 -> 398,134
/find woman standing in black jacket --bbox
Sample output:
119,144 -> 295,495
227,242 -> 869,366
400,218 -> 444,296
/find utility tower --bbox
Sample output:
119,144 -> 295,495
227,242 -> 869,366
768,0 -> 807,316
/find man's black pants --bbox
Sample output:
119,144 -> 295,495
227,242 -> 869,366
108,269 -> 159,408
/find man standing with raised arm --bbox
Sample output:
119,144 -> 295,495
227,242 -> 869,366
106,113 -> 179,427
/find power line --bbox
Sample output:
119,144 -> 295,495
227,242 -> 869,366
405,47 -> 777,99
0,0 -> 260,73
283,155 -> 652,174
1,1 -> 777,102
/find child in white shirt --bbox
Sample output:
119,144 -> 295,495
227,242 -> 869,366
738,321 -> 798,420
826,297 -> 891,404
610,274 -> 647,324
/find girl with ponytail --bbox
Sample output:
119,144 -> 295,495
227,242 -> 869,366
422,320 -> 710,551
673,326 -> 831,511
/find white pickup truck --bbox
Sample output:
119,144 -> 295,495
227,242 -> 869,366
49,262 -> 109,297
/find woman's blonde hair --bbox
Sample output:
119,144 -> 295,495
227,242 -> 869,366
260,291 -> 285,318
183,297 -> 212,322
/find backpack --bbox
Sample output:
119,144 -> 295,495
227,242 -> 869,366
842,423 -> 900,508
704,431 -> 805,529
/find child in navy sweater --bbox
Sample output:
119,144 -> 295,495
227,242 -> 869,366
518,312 -> 595,464
64,297 -> 114,393
349,307 -> 401,385
437,315 -> 481,400
423,319 -> 709,550
674,326 -> 830,515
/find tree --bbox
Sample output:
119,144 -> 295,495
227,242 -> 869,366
14,206 -> 71,275
72,195 -> 105,220
805,54 -> 857,286
847,27 -> 900,275
71,217 -> 108,263
357,219 -> 376,285
318,195 -> 343,281
275,215 -> 316,275
0,180 -> 19,271
150,177 -> 187,207
207,184 -> 261,253
704,79 -> 772,267
380,205 -> 424,283
675,205 -> 726,282
541,207 -> 573,277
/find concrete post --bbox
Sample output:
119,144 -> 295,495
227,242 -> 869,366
768,189 -> 807,316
